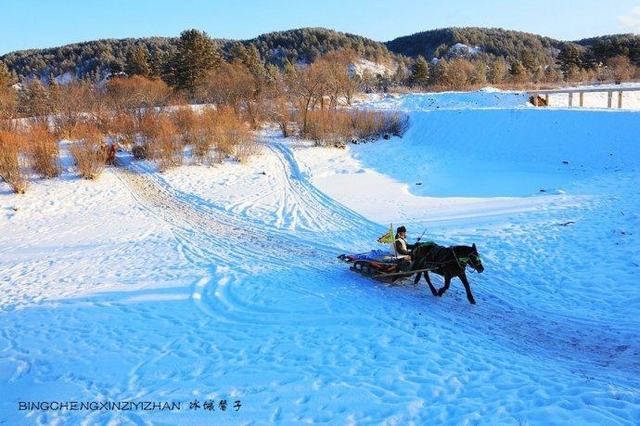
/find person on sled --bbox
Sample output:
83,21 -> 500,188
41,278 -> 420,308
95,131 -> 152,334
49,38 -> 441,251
394,226 -> 416,273
395,226 -> 416,257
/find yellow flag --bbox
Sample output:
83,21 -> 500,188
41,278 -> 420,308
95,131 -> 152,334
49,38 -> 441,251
377,224 -> 395,244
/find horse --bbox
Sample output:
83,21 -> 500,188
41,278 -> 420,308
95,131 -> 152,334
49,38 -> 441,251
410,242 -> 485,304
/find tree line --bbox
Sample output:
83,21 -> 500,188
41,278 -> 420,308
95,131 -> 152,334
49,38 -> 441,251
2,27 -> 639,90
0,28 -> 393,82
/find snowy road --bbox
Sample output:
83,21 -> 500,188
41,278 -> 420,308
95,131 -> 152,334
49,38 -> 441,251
1,92 -> 639,425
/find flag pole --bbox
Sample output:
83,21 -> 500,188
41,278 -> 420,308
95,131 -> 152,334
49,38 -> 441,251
391,223 -> 397,259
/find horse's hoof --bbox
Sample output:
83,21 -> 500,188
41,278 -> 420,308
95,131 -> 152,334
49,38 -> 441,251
469,299 -> 476,305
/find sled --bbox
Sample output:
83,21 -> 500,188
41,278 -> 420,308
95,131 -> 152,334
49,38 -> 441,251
338,252 -> 436,284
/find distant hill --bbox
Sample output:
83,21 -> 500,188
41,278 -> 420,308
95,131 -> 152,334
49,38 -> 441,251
574,34 -> 640,64
386,27 -> 565,66
1,26 -> 639,82
0,28 -> 392,81
241,27 -> 392,65
386,27 -> 640,67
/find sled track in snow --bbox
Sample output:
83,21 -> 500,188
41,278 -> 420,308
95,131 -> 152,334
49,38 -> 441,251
214,137 -> 381,236
112,145 -> 382,327
265,141 -> 381,235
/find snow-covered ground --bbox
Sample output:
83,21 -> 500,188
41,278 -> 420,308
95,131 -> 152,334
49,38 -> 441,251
1,89 -> 639,425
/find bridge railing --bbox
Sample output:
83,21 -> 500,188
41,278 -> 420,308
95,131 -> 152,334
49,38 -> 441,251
529,86 -> 640,108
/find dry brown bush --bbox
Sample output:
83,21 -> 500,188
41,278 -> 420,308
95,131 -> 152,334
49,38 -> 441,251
146,115 -> 183,171
69,123 -> 107,179
302,109 -> 409,146
50,81 -> 95,139
351,110 -> 409,140
384,112 -> 410,137
0,130 -> 28,193
189,108 -> 217,163
25,123 -> 59,178
108,112 -> 138,146
172,108 -> 200,146
132,112 -> 159,159
211,107 -> 256,162
304,109 -> 352,146
131,143 -> 150,160
106,76 -> 172,115
349,110 -> 384,140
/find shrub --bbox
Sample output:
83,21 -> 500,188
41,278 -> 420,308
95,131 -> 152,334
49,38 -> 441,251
69,123 -> 107,179
132,112 -> 159,160
349,109 -> 384,141
304,109 -> 352,146
0,130 -> 28,193
146,115 -> 182,171
211,107 -> 256,162
191,108 -> 217,163
106,76 -> 172,113
50,80 -> 95,138
302,109 -> 409,146
26,123 -> 60,178
383,112 -> 410,137
172,108 -> 200,146
104,112 -> 137,146
131,143 -> 150,160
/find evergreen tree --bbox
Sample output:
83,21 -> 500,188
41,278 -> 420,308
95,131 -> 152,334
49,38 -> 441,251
167,29 -> 221,92
0,62 -> 17,119
0,62 -> 15,87
126,45 -> 151,77
488,57 -> 508,84
472,60 -> 487,85
410,56 -> 430,86
510,60 -> 530,83
230,43 -> 265,78
283,58 -> 296,78
558,45 -> 583,75
392,63 -> 409,86
431,59 -> 450,86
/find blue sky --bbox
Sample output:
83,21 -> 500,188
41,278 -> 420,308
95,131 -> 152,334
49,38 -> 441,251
2,0 -> 640,55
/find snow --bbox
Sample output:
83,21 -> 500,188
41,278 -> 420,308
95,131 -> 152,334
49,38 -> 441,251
348,59 -> 392,78
1,88 -> 639,424
446,43 -> 482,58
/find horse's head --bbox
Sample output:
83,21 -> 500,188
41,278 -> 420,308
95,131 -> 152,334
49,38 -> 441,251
468,243 -> 484,273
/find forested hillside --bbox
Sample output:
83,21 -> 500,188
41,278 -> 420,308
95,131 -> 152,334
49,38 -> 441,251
386,27 -> 564,66
0,28 -> 392,81
0,26 -> 639,93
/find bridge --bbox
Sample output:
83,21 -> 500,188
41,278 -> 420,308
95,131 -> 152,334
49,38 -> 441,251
529,86 -> 640,108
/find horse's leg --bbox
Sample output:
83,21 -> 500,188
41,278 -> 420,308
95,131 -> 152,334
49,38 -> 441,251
423,272 -> 438,296
413,271 -> 422,286
437,275 -> 451,297
458,273 -> 476,305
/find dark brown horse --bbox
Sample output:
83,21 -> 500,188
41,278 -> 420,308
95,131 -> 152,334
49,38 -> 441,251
411,242 -> 485,304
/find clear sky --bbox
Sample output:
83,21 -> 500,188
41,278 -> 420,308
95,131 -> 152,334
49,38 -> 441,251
2,0 -> 640,55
